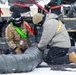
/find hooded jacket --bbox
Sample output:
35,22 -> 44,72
38,13 -> 71,48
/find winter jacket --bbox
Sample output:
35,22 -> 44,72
5,21 -> 29,50
38,13 -> 71,48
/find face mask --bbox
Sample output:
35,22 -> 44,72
13,20 -> 23,27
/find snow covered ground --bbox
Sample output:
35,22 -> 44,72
1,67 -> 76,75
1,62 -> 76,75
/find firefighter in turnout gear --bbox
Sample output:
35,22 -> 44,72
5,12 -> 29,54
33,13 -> 76,65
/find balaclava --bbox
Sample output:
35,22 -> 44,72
11,12 -> 23,27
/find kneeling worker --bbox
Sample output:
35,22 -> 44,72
33,13 -> 76,65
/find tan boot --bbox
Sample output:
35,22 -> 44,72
69,52 -> 76,64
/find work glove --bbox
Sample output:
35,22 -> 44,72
15,47 -> 23,54
31,43 -> 38,47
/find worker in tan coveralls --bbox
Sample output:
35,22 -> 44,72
5,12 -> 30,54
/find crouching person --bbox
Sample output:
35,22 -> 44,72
32,13 -> 76,65
5,12 -> 30,54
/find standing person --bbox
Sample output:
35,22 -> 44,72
33,13 -> 76,65
5,12 -> 30,54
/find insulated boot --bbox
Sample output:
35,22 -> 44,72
69,52 -> 76,64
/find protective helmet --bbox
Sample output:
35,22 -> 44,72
11,12 -> 23,27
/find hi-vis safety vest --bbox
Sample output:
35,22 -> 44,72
10,22 -> 27,39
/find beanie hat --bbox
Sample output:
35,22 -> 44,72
33,13 -> 43,24
47,1 -> 61,15
11,12 -> 22,22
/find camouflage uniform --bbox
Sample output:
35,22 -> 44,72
5,21 -> 29,51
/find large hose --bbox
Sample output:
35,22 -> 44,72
0,47 -> 43,74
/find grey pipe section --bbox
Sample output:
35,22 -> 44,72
0,47 -> 43,74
